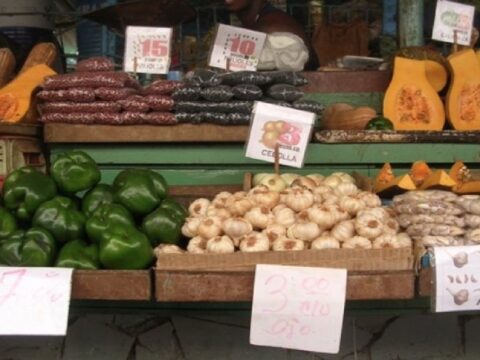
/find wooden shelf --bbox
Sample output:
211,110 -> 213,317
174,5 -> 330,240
72,270 -> 151,300
44,123 -> 249,143
0,124 -> 41,137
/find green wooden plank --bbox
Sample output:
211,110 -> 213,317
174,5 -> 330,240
51,143 -> 480,165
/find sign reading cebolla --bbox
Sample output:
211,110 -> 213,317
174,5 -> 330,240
124,26 -> 172,74
432,0 -> 475,46
209,24 -> 267,71
246,102 -> 315,168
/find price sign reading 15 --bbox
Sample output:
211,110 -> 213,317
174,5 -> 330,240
124,26 -> 172,74
209,24 -> 267,72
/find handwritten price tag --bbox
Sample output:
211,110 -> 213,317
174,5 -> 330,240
209,24 -> 267,71
0,267 -> 73,335
245,102 -> 315,168
433,245 -> 480,312
250,265 -> 347,354
432,0 -> 475,46
124,26 -> 172,74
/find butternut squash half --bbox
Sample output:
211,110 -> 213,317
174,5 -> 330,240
0,64 -> 56,123
383,57 -> 445,131
446,49 -> 480,130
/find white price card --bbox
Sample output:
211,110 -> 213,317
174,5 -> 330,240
250,265 -> 347,354
124,26 -> 172,74
245,102 -> 315,168
433,245 -> 480,312
432,0 -> 475,46
208,24 -> 267,71
0,267 -> 73,335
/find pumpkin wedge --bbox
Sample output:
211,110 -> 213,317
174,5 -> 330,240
450,161 -> 480,194
409,161 -> 432,187
374,163 -> 416,195
446,49 -> 480,130
419,170 -> 456,190
383,57 -> 445,131
0,64 -> 56,123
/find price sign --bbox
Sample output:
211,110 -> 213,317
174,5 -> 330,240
432,0 -> 475,46
124,26 -> 172,74
0,267 -> 73,335
433,245 -> 480,312
250,265 -> 347,354
245,102 -> 315,168
209,24 -> 267,71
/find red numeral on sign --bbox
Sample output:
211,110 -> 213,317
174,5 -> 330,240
141,39 -> 168,57
230,37 -> 256,56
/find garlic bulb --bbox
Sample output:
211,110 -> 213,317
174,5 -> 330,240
259,174 -> 287,192
281,173 -> 300,186
358,207 -> 389,222
331,220 -> 355,242
331,172 -> 355,184
355,214 -> 383,239
322,175 -> 342,188
233,191 -> 248,199
197,216 -> 223,239
225,197 -> 253,217
307,205 -> 337,230
222,217 -> 253,239
244,206 -> 273,229
342,236 -> 372,249
239,232 -> 270,252
273,206 -> 296,227
212,191 -> 232,206
206,235 -> 235,253
467,200 -> 480,215
306,174 -> 325,186
357,192 -> 382,208
334,183 -> 359,197
287,221 -> 321,241
422,235 -> 457,247
465,215 -> 480,228
291,176 -> 317,190
264,223 -> 287,237
372,234 -> 396,249
311,236 -> 340,250
206,204 -> 231,219
284,188 -> 314,212
249,186 -> 280,208
313,185 -> 334,203
188,198 -> 210,217
272,203 -> 288,214
383,218 -> 400,235
339,195 -> 364,216
272,237 -> 305,251
154,244 -> 185,255
321,192 -> 340,205
465,228 -> 480,243
187,236 -> 207,254
326,204 -> 350,222
252,173 -> 270,186
182,216 -> 204,237
393,233 -> 413,248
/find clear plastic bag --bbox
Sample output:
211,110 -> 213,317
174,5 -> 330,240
232,84 -> 263,100
76,57 -> 115,73
267,84 -> 304,102
220,71 -> 272,86
185,69 -> 222,87
172,86 -> 201,101
37,88 -> 96,103
41,101 -> 121,114
201,86 -> 234,102
292,100 -> 325,114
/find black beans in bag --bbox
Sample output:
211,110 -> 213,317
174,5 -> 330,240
185,69 -> 222,87
172,87 -> 201,101
201,86 -> 234,102
266,84 -> 304,102
292,100 -> 325,115
176,101 -> 253,114
220,71 -> 272,86
175,112 -> 203,124
264,71 -> 308,86
232,84 -> 262,100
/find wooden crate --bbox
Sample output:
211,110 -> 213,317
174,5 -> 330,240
72,270 -> 151,300
418,268 -> 433,297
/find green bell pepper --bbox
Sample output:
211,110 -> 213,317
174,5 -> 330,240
2,167 -> 57,221
99,226 -> 153,270
32,196 -> 86,244
160,198 -> 187,223
141,207 -> 182,247
86,203 -> 136,244
51,151 -> 101,194
113,169 -> 168,216
365,116 -> 394,130
82,184 -> 114,218
0,207 -> 17,239
56,239 -> 100,270
0,228 -> 57,267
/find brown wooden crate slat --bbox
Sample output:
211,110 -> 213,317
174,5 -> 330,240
301,70 -> 391,93
418,268 -> 433,297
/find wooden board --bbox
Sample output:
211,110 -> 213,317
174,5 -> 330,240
301,71 -> 391,93
418,268 -> 433,297
43,123 -> 250,143
155,270 -> 415,301
0,124 -> 41,137
315,130 -> 480,144
72,270 -> 151,300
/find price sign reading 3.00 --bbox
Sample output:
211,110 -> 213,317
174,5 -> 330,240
209,24 -> 267,72
124,26 -> 172,74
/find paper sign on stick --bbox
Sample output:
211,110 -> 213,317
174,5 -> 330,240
245,102 -> 315,168
433,245 -> 480,312
432,0 -> 475,46
209,24 -> 267,71
0,267 -> 73,335
250,264 -> 347,354
124,26 -> 172,74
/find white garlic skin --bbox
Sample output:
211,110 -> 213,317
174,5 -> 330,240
331,220 -> 355,242
182,216 -> 204,238
222,217 -> 253,239
342,236 -> 372,249
197,216 -> 223,239
244,206 -> 274,230
187,236 -> 208,254
284,188 -> 314,212
311,236 -> 340,250
307,205 -> 337,230
355,214 -> 384,239
188,198 -> 211,217
272,237 -> 305,251
273,206 -> 296,227
239,232 -> 270,252
206,235 -> 235,253
154,244 -> 185,255
287,222 -> 321,241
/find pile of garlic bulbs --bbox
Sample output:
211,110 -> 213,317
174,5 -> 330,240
177,173 -> 412,254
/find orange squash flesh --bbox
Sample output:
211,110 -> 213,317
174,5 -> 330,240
425,60 -> 448,92
449,161 -> 471,185
383,57 -> 445,131
410,161 -> 432,187
0,64 -> 56,123
374,163 -> 416,195
446,49 -> 480,131
419,170 -> 456,190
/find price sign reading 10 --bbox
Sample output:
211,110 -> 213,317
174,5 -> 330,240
209,24 -> 267,72
124,26 -> 173,74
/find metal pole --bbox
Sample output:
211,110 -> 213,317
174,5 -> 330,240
398,0 -> 424,47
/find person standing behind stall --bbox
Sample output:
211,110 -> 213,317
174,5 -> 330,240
224,0 -> 319,70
